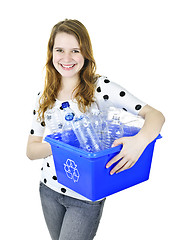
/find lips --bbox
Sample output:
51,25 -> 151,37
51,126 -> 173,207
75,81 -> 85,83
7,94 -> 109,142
60,64 -> 76,70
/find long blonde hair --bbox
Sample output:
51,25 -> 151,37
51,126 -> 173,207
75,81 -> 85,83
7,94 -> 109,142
38,19 -> 99,120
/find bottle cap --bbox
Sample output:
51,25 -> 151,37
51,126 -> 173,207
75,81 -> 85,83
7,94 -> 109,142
65,113 -> 75,121
62,101 -> 70,108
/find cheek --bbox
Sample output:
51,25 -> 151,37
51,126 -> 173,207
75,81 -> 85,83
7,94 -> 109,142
52,53 -> 59,64
77,55 -> 85,67
52,54 -> 62,72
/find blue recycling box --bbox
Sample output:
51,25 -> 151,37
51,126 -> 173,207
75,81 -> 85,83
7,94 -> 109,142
45,133 -> 161,201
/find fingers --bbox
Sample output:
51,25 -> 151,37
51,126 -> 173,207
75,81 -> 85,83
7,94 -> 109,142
115,161 -> 135,174
106,152 -> 124,170
106,150 -> 126,175
106,136 -> 139,175
112,138 -> 124,147
109,158 -> 127,175
109,159 -> 135,175
106,152 -> 136,175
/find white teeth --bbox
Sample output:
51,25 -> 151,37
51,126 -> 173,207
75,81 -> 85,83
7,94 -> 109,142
61,64 -> 75,68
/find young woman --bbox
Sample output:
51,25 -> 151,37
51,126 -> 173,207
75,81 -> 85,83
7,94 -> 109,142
26,19 -> 165,240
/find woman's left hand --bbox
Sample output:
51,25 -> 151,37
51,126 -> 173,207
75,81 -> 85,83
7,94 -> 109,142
106,135 -> 148,175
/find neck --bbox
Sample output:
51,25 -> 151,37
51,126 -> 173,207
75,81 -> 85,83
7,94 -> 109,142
57,76 -> 80,101
61,76 -> 79,90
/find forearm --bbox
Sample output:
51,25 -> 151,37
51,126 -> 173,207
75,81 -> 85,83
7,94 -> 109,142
137,106 -> 165,145
26,141 -> 52,160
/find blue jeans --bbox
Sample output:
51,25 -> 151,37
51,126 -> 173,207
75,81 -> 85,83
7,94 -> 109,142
39,182 -> 106,240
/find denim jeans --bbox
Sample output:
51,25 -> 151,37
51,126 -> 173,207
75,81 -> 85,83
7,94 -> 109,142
39,182 -> 106,240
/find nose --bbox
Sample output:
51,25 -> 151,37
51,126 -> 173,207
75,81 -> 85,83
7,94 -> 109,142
62,52 -> 73,63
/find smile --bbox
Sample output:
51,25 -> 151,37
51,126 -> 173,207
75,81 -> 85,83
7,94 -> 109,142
60,64 -> 76,70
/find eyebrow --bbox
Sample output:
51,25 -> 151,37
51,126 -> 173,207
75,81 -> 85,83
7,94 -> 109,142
54,47 -> 80,50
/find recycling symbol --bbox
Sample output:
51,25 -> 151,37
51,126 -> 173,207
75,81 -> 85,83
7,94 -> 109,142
64,159 -> 80,183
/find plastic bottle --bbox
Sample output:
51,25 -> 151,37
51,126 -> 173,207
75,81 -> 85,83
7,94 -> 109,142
109,113 -> 124,141
122,120 -> 141,137
72,115 -> 103,152
101,115 -> 124,149
98,100 -> 124,149
61,101 -> 103,152
61,102 -> 79,147
45,107 -> 64,133
62,101 -> 75,121
88,108 -> 103,142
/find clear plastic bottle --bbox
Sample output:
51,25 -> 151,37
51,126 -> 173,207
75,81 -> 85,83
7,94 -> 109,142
122,120 -> 141,137
99,100 -> 124,149
45,107 -> 64,133
88,108 -> 103,142
61,101 -> 103,152
62,101 -> 75,121
108,114 -> 124,142
61,102 -> 79,147
72,115 -> 103,152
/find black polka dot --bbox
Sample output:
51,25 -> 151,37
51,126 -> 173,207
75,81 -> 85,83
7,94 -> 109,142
61,188 -> 66,193
47,162 -> 50,167
30,129 -> 34,135
41,167 -> 43,171
103,95 -> 109,100
41,121 -> 45,127
135,104 -> 142,111
123,108 -> 127,111
96,87 -> 101,93
120,91 -> 126,97
104,79 -> 110,83
44,178 -> 47,184
52,176 -> 57,180
33,110 -> 36,115
60,106 -> 63,110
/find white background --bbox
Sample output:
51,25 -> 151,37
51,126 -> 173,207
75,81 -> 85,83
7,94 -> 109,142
1,0 -> 182,239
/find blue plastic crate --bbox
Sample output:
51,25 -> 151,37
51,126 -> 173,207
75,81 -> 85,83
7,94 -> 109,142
45,133 -> 161,201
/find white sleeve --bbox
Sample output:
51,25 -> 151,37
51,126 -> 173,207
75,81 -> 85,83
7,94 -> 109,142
29,92 -> 46,137
95,76 -> 147,115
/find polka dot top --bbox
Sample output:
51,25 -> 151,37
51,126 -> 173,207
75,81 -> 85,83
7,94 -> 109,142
30,76 -> 146,201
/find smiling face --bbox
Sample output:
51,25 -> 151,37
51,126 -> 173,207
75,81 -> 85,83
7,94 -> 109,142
53,32 -> 85,82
